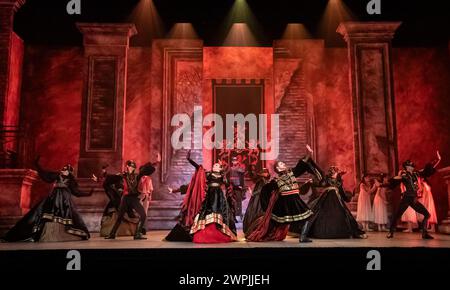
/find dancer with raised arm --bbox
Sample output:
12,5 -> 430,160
386,151 -> 441,240
245,145 -> 323,243
2,156 -> 93,242
104,156 -> 159,240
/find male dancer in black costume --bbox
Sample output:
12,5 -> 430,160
105,159 -> 158,240
386,151 -> 441,240
228,156 -> 246,221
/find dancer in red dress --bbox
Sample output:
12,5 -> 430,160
185,151 -> 237,243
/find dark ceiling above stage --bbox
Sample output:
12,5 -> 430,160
13,0 -> 450,47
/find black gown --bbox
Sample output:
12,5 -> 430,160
260,158 -> 319,224
189,171 -> 237,240
243,176 -> 268,235
2,164 -> 90,242
306,176 -> 365,239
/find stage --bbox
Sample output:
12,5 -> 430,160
1,231 -> 449,273
1,231 -> 450,250
1,0 -> 450,277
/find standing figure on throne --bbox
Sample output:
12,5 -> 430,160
2,156 -> 92,242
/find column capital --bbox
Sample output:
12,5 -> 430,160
0,0 -> 25,11
337,21 -> 401,43
76,23 -> 137,47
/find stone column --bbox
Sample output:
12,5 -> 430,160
438,167 -> 450,234
76,23 -> 136,177
0,0 -> 25,165
337,22 -> 401,181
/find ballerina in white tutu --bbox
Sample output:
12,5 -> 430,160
356,174 -> 376,231
373,174 -> 390,232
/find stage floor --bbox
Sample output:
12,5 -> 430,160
1,230 -> 450,250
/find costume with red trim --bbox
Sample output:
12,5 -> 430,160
245,156 -> 321,242
186,158 -> 237,243
104,161 -> 156,240
165,166 -> 207,242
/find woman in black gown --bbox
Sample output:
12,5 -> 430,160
303,166 -> 367,239
1,157 -> 92,242
165,150 -> 236,243
242,168 -> 270,236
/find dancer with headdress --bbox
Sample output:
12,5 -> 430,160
386,151 -> 441,240
1,156 -> 92,242
245,145 -> 323,243
300,166 -> 367,240
165,150 -> 237,243
104,157 -> 159,240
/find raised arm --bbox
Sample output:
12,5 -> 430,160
419,151 -> 441,178
34,156 -> 59,183
186,150 -> 200,169
292,145 -> 324,181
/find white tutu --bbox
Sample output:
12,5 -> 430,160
373,188 -> 388,224
356,183 -> 374,222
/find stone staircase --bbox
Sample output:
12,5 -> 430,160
147,200 -> 182,230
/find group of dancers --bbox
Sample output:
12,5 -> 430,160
0,146 -> 442,243
356,170 -> 438,234
1,155 -> 159,242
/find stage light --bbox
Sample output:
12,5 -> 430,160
224,23 -> 257,46
220,0 -> 262,46
128,0 -> 165,45
319,0 -> 356,45
167,23 -> 199,39
282,23 -> 311,40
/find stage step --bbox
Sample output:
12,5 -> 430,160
148,200 -> 182,230
148,216 -> 178,230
